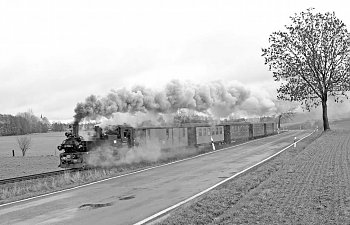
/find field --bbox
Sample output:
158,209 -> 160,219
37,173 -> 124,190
0,132 -> 65,157
156,124 -> 350,224
0,132 -> 65,179
0,156 -> 61,180
331,118 -> 350,130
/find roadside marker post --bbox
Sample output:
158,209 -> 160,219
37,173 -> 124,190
211,136 -> 215,150
294,137 -> 297,148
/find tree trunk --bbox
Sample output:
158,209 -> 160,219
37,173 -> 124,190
322,100 -> 330,131
278,115 -> 282,129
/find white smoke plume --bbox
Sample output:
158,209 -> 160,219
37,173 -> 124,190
86,141 -> 163,167
74,79 -> 279,123
99,111 -> 171,128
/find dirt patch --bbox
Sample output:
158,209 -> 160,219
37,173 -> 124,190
79,202 -> 113,210
119,195 -> 135,200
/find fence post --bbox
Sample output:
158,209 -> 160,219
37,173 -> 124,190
12,150 -> 15,157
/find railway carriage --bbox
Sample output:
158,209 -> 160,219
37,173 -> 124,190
135,126 -> 188,149
194,125 -> 225,146
229,123 -> 251,142
252,123 -> 265,138
265,122 -> 275,135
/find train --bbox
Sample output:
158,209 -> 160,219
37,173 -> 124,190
57,121 -> 276,169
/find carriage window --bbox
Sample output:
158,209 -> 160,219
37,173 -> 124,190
208,128 -> 211,136
216,127 -> 219,135
203,128 -> 207,136
183,128 -> 186,137
219,127 -> 222,134
147,129 -> 150,137
166,129 -> 169,139
212,128 -> 215,135
199,128 -> 202,136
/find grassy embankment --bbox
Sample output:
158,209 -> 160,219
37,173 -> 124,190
0,156 -> 61,180
155,128 -> 350,225
0,137 -> 254,205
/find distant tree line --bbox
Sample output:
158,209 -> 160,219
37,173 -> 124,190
50,122 -> 69,132
0,110 -> 69,136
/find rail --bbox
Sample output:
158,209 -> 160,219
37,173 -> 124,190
0,169 -> 80,185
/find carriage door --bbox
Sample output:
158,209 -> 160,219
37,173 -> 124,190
121,127 -> 134,147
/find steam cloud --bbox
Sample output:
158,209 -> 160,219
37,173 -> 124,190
86,140 -> 203,167
74,79 -> 277,123
87,142 -> 162,167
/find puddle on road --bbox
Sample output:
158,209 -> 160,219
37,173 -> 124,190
119,195 -> 135,200
79,202 -> 113,210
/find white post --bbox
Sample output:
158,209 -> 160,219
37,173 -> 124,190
294,137 -> 297,148
211,136 -> 216,150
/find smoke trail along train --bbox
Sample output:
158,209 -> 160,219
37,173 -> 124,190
73,80 -> 277,123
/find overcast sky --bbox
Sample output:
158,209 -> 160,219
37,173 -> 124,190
1,0 -> 349,122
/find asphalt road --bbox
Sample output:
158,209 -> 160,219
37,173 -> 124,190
1,130 -> 310,225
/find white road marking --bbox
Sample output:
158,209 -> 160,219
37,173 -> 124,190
0,130 -> 299,208
134,130 -> 315,225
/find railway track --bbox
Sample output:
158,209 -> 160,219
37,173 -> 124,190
0,169 -> 81,185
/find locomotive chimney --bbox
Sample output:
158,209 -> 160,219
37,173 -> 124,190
72,122 -> 79,137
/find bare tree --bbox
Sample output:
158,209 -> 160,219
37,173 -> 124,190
273,100 -> 297,129
277,111 -> 296,129
262,8 -> 350,131
17,136 -> 32,156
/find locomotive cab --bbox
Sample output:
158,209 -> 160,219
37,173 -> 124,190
104,125 -> 135,148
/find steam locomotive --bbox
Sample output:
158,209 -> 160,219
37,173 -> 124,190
57,122 -> 276,169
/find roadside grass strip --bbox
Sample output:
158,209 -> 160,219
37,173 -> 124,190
0,131 -> 289,207
138,130 -> 319,225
